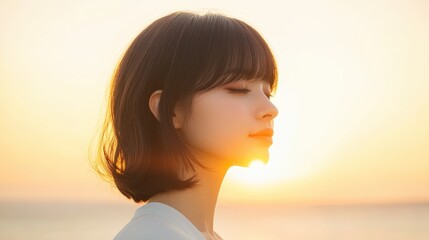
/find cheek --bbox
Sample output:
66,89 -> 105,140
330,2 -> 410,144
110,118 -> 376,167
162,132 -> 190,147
183,93 -> 252,161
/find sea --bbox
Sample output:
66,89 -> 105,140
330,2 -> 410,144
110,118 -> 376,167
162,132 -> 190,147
1,200 -> 428,240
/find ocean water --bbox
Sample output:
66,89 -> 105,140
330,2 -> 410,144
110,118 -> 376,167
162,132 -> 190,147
1,200 -> 428,240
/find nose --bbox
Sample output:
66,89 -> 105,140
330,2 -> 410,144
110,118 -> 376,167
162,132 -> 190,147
257,96 -> 279,121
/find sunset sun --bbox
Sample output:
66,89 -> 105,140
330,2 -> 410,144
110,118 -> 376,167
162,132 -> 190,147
227,159 -> 270,185
248,159 -> 265,170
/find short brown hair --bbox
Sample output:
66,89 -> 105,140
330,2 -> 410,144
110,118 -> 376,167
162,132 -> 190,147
90,10 -> 278,203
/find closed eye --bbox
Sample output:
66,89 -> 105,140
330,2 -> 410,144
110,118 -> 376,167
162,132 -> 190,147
227,88 -> 273,99
227,88 -> 251,94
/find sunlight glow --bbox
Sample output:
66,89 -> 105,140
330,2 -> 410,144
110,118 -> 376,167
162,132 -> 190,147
227,159 -> 273,186
226,156 -> 313,188
249,159 -> 265,170
239,159 -> 268,185
2,0 -> 429,205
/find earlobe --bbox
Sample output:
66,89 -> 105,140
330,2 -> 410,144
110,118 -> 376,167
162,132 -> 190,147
149,90 -> 162,121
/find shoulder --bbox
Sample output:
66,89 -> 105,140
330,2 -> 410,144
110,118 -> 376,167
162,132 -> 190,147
113,202 -> 206,240
113,214 -> 194,240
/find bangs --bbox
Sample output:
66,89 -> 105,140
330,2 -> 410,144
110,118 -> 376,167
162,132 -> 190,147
192,15 -> 278,94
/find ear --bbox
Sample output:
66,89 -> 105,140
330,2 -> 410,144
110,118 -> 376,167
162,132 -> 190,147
148,90 -> 185,129
149,90 -> 162,121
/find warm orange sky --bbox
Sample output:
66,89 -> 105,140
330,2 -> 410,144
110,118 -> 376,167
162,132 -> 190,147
1,0 -> 428,206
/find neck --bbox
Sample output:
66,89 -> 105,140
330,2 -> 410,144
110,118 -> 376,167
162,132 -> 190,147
146,156 -> 229,237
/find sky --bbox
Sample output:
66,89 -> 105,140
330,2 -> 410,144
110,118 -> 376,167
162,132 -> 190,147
1,0 -> 428,206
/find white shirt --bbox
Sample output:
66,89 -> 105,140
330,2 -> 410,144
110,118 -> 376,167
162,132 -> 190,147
113,202 -> 223,240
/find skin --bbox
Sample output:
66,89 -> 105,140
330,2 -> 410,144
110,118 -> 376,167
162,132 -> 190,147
147,78 -> 278,239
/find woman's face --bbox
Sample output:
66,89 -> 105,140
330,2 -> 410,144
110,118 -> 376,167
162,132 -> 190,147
178,78 -> 278,169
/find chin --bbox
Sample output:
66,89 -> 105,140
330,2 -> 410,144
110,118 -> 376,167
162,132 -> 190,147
219,144 -> 271,168
233,153 -> 270,168
252,149 -> 270,162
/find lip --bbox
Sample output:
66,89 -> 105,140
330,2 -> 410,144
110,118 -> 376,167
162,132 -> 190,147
249,128 -> 274,145
249,128 -> 274,137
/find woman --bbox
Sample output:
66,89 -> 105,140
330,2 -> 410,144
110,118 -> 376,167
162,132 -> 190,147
93,10 -> 279,240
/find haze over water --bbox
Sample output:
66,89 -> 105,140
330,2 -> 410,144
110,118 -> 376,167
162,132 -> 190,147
1,201 -> 429,240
